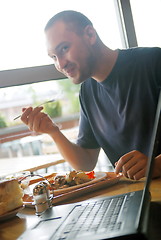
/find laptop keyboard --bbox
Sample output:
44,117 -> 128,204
52,194 -> 131,240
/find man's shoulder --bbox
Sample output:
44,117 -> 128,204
120,47 -> 161,58
81,78 -> 96,88
80,78 -> 98,98
118,47 -> 161,66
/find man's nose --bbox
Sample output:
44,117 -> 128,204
56,57 -> 67,71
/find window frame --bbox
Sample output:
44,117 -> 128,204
0,64 -> 65,88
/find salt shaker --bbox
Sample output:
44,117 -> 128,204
39,181 -> 52,208
33,181 -> 52,216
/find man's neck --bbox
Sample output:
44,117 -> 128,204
92,46 -> 119,82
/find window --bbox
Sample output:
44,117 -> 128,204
130,0 -> 161,47
0,0 -> 122,72
0,79 -> 80,124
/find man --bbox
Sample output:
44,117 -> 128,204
21,10 -> 161,180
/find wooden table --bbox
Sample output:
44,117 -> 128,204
0,154 -> 65,178
0,176 -> 161,240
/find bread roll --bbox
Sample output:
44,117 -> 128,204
0,178 -> 23,215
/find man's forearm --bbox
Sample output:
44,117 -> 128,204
49,129 -> 99,171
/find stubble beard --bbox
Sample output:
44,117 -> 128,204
71,56 -> 95,85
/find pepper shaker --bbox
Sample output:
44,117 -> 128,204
33,181 -> 52,216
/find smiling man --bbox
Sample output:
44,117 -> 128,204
45,13 -> 118,85
21,10 -> 161,180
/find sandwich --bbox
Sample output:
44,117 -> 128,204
0,178 -> 23,215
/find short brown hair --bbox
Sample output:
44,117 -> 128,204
44,10 -> 93,34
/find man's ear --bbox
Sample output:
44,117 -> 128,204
84,25 -> 97,44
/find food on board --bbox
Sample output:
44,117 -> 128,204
50,170 -> 95,190
0,179 -> 23,215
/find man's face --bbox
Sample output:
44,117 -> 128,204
46,21 -> 96,84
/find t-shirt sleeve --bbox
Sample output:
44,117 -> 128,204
76,92 -> 100,149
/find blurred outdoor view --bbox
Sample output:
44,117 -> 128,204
0,78 -> 80,128
0,79 -> 81,167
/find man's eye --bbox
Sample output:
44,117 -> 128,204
52,55 -> 57,60
62,46 -> 69,53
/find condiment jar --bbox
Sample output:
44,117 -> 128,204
33,181 -> 52,216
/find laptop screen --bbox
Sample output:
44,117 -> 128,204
138,90 -> 161,228
144,90 -> 161,195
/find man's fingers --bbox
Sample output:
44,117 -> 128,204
33,112 -> 47,132
133,168 -> 146,180
114,161 -> 118,166
21,107 -> 33,124
121,159 -> 137,178
22,108 -> 26,112
27,107 -> 43,130
115,150 -> 148,180
126,159 -> 146,179
20,106 -> 56,135
21,106 -> 43,131
115,151 -> 134,174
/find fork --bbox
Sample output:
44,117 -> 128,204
13,99 -> 55,120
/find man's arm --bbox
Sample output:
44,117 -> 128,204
50,129 -> 100,171
21,106 -> 100,171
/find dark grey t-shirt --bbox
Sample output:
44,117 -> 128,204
77,47 -> 161,165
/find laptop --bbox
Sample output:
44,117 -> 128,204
18,91 -> 161,240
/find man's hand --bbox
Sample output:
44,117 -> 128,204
21,106 -> 59,135
115,150 -> 148,180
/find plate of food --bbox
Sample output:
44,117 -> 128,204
22,171 -> 122,207
50,171 -> 107,194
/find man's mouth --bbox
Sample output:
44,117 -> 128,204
64,67 -> 76,77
